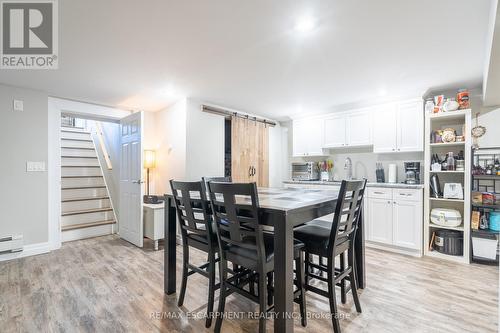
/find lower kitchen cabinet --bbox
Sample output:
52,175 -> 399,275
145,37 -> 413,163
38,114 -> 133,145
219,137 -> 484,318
365,187 -> 423,256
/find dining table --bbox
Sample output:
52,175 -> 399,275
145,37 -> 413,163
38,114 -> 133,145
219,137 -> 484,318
164,186 -> 365,333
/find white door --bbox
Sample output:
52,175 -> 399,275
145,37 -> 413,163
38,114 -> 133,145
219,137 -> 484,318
292,119 -> 307,156
397,100 -> 424,152
393,199 -> 422,250
347,111 -> 372,146
306,118 -> 325,155
119,112 -> 144,247
367,198 -> 393,244
373,104 -> 397,153
323,115 -> 346,148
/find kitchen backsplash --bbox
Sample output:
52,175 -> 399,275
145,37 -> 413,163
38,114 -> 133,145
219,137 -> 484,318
290,148 -> 424,183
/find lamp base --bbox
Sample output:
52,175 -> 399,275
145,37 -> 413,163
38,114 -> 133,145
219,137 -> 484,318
143,195 -> 163,204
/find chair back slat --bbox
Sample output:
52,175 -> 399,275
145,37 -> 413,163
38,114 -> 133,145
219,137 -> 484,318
207,182 -> 266,264
328,179 -> 367,254
202,176 -> 232,193
170,180 -> 213,240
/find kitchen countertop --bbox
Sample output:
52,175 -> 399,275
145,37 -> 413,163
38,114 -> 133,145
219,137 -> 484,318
283,180 -> 424,189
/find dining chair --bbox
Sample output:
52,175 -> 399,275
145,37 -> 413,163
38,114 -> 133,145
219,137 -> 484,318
207,181 -> 307,333
202,176 -> 232,191
169,180 -> 219,328
293,179 -> 367,333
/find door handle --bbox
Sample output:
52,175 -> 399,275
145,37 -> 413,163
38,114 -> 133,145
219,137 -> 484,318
132,179 -> 144,184
249,166 -> 252,177
252,166 -> 256,176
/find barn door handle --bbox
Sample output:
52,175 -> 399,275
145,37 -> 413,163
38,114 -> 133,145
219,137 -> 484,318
252,166 -> 256,176
249,166 -> 252,177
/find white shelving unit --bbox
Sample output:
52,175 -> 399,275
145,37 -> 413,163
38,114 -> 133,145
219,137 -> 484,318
424,109 -> 472,264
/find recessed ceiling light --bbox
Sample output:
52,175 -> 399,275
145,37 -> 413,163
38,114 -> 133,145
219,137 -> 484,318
294,15 -> 316,33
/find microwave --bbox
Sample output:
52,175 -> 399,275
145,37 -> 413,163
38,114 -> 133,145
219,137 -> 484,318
292,162 -> 319,181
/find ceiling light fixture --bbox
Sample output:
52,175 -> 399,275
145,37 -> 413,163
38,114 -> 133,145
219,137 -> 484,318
294,15 -> 316,33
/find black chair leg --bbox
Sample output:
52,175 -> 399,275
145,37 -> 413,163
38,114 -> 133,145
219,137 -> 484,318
348,249 -> 362,313
304,251 -> 311,286
267,272 -> 273,306
178,243 -> 189,307
295,252 -> 307,327
327,259 -> 341,333
205,253 -> 216,328
340,252 -> 346,304
258,273 -> 267,333
215,262 -> 228,333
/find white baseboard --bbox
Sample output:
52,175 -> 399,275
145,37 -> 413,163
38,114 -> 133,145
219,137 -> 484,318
0,241 -> 51,263
62,224 -> 114,243
366,241 -> 423,257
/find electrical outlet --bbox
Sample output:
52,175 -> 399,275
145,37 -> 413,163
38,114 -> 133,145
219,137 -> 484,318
13,99 -> 23,111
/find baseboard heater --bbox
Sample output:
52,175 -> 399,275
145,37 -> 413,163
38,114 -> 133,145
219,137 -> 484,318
0,235 -> 23,254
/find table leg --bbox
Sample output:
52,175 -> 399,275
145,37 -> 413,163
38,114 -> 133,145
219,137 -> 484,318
274,214 -> 294,333
355,205 -> 366,289
164,196 -> 177,294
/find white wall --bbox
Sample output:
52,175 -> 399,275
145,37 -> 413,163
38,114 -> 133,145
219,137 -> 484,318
154,99 -> 187,194
0,84 -> 49,250
269,123 -> 289,187
185,99 -> 225,181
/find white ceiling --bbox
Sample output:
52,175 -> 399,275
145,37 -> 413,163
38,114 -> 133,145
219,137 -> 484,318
0,0 -> 494,120
483,0 -> 500,106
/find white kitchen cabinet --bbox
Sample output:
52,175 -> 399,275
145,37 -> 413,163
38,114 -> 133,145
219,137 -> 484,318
323,111 -> 372,148
347,111 -> 372,146
373,104 -> 398,153
365,187 -> 423,256
292,118 -> 325,157
367,198 -> 393,244
373,100 -> 423,153
393,199 -> 422,249
397,100 -> 424,152
323,115 -> 346,148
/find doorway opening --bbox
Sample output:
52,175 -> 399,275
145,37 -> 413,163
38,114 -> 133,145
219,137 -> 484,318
224,118 -> 232,177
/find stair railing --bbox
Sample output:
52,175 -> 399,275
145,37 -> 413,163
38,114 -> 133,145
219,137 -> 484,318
94,121 -> 113,170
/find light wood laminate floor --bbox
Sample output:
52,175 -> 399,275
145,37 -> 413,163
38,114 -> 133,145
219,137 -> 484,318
0,235 -> 498,333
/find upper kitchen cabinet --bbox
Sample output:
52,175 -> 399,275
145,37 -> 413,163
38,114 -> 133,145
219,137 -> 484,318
373,99 -> 423,153
323,110 -> 372,148
292,117 -> 325,157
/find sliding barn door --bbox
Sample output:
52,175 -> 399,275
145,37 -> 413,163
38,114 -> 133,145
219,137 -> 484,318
231,116 -> 269,186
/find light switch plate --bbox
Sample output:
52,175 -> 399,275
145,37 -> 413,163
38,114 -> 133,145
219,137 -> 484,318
13,99 -> 24,111
26,161 -> 46,172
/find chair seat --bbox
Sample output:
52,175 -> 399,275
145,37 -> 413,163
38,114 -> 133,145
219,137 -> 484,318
294,223 -> 348,256
305,218 -> 332,229
226,233 -> 304,263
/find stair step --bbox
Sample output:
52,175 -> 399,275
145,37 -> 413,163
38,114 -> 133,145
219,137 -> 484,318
61,220 -> 116,231
61,156 -> 98,159
61,146 -> 94,150
61,138 -> 93,142
62,186 -> 106,190
62,165 -> 101,168
62,196 -> 109,203
62,207 -> 113,216
61,126 -> 84,130
61,129 -> 90,134
61,176 -> 103,179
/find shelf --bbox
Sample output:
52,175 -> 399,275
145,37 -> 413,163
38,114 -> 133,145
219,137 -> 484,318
429,223 -> 464,231
428,109 -> 470,120
430,142 -> 465,147
429,197 -> 464,203
426,249 -> 468,263
429,170 -> 464,174
472,203 -> 500,210
471,228 -> 500,235
472,174 -> 500,180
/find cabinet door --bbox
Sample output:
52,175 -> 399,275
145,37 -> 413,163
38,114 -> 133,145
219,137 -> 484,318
393,199 -> 422,250
306,117 -> 325,155
323,115 -> 346,148
367,198 -> 393,244
347,111 -> 372,146
397,100 -> 423,152
292,119 -> 308,156
372,104 -> 398,153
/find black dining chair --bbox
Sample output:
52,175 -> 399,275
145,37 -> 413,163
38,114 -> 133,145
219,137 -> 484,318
169,180 -> 219,328
207,181 -> 307,333
202,176 -> 232,191
293,179 -> 367,333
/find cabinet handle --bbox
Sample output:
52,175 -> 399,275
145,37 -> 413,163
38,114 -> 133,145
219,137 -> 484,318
393,201 -> 397,204
392,148 -> 395,151
387,201 -> 391,204
374,191 -> 385,194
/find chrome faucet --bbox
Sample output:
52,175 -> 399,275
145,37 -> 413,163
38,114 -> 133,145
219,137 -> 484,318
344,157 -> 353,180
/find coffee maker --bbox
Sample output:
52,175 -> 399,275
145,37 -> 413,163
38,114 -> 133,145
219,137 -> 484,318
404,162 -> 421,184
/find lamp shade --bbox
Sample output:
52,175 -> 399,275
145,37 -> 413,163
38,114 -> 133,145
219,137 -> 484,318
144,150 -> 156,169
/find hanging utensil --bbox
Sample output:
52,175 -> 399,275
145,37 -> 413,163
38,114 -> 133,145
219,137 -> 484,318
471,113 -> 486,149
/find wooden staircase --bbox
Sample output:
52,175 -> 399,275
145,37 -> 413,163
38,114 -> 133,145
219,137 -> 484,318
61,125 -> 116,242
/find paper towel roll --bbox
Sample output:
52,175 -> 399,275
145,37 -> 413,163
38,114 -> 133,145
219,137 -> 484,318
388,164 -> 397,183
